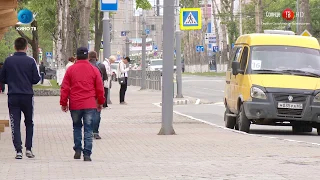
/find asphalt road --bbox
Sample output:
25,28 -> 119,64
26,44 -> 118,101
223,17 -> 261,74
179,75 -> 225,103
175,75 -> 320,144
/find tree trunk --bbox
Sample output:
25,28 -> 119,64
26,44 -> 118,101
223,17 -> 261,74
78,0 -> 93,47
255,0 -> 263,33
299,0 -> 312,33
212,0 -> 220,68
94,0 -> 103,55
56,0 -> 65,68
16,20 -> 39,63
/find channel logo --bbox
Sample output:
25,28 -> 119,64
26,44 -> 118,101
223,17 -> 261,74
17,9 -> 37,25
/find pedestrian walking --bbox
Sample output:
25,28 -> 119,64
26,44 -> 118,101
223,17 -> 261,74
0,37 -> 40,159
66,56 -> 76,71
60,47 -> 105,161
39,62 -> 46,84
117,57 -> 131,105
102,55 -> 116,108
0,62 -> 5,93
88,51 -> 108,140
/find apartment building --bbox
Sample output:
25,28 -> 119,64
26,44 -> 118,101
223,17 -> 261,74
105,0 -> 163,57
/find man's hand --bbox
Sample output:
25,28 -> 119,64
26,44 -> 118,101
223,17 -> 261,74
97,104 -> 103,112
61,106 -> 69,112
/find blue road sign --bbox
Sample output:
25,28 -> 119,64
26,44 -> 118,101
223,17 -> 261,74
231,43 -> 235,48
145,29 -> 150,35
46,52 -> 52,57
212,46 -> 219,52
196,46 -> 204,52
154,45 -> 158,51
121,31 -> 126,36
180,8 -> 202,30
100,0 -> 118,11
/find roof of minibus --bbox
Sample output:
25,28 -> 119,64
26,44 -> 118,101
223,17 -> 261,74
235,34 -> 320,49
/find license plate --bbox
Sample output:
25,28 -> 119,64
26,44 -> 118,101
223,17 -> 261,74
277,102 -> 303,109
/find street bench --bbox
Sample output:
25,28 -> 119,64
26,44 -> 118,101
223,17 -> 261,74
0,120 -> 9,138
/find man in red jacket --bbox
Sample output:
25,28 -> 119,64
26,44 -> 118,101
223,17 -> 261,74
60,47 -> 105,162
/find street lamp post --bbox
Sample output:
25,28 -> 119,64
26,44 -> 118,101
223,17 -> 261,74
158,0 -> 176,135
175,0 -> 183,98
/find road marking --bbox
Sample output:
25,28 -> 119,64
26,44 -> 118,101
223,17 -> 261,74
183,80 -> 224,82
195,99 -> 201,105
152,103 -> 320,147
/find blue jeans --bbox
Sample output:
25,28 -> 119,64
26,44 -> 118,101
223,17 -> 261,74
70,109 -> 95,156
93,110 -> 101,134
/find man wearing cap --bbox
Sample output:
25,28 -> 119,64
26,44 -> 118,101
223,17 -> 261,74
60,47 -> 105,162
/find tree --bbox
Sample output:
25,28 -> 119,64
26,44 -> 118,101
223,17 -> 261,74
78,0 -> 93,47
299,0 -> 312,33
93,0 -> 103,54
136,0 -> 152,10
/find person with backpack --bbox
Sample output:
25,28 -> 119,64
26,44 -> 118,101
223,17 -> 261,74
88,51 -> 108,140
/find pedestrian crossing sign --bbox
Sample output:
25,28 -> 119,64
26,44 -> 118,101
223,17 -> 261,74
180,8 -> 202,30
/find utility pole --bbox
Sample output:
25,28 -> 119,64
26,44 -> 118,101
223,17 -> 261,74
156,0 -> 160,16
125,0 -> 130,57
103,12 -> 111,104
141,11 -> 147,90
103,12 -> 111,61
239,0 -> 243,35
158,0 -> 175,135
175,0 -> 183,98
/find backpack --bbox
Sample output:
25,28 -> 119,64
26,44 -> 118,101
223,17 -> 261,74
96,61 -> 108,81
95,61 -> 103,78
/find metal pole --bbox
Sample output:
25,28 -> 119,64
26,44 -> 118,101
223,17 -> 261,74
239,0 -> 243,35
175,0 -> 183,98
103,12 -> 111,104
141,11 -> 147,90
125,0 -> 130,57
158,0 -> 175,135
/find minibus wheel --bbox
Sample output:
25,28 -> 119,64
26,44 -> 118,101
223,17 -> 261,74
237,104 -> 250,133
317,128 -> 320,135
224,107 -> 236,129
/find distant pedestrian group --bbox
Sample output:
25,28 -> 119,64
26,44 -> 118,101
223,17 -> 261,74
0,37 -> 133,162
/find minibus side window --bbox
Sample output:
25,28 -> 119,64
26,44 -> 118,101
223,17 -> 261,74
228,47 -> 242,70
240,47 -> 249,73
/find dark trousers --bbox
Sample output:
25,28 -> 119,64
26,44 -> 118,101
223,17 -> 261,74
0,83 -> 5,93
119,77 -> 128,103
70,109 -> 95,156
40,72 -> 45,84
103,88 -> 108,107
93,110 -> 101,134
8,95 -> 34,152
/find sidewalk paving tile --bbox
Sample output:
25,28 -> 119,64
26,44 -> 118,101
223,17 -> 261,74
0,85 -> 319,179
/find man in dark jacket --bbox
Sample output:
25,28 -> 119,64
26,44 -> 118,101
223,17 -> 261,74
88,51 -> 107,140
39,62 -> 46,84
0,62 -> 5,93
0,37 -> 41,159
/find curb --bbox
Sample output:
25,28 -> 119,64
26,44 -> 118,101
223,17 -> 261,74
159,99 -> 190,106
33,89 -> 60,96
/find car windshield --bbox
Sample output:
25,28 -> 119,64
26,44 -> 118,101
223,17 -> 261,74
150,60 -> 163,66
250,46 -> 320,75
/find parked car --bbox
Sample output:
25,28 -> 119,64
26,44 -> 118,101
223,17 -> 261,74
44,68 -> 56,79
148,59 -> 177,75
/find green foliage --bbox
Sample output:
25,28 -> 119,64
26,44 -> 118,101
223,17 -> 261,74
22,0 -> 55,55
135,0 -> 152,10
310,0 -> 320,38
0,28 -> 20,61
242,0 -> 320,38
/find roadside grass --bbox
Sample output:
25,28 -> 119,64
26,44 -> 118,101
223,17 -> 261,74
33,80 -> 60,89
183,72 -> 226,77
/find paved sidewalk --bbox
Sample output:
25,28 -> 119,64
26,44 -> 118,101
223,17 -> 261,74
0,85 -> 320,180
